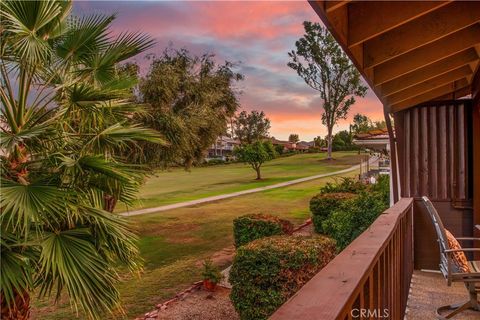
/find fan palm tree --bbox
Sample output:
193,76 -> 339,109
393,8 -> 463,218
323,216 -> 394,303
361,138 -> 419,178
0,1 -> 165,319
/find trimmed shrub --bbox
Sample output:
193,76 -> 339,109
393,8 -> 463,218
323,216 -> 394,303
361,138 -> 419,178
319,177 -> 366,194
322,192 -> 389,250
233,214 -> 293,248
230,235 -> 336,320
371,174 -> 390,206
309,192 -> 357,233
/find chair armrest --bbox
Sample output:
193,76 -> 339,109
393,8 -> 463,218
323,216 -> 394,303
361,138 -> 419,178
456,237 -> 480,241
445,248 -> 480,253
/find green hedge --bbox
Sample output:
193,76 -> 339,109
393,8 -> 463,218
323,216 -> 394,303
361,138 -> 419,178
309,192 -> 356,233
230,235 -> 336,320
319,177 -> 366,194
311,176 -> 390,250
322,192 -> 388,250
233,214 -> 293,248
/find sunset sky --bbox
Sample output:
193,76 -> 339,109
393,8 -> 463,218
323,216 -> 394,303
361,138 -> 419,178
74,1 -> 384,141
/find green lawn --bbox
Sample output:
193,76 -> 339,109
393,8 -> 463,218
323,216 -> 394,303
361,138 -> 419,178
32,152 -> 362,319
117,151 -> 362,211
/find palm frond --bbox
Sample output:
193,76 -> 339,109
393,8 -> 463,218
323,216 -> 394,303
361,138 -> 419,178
1,0 -> 64,65
79,206 -> 142,272
37,228 -> 121,320
0,233 -> 37,309
76,155 -> 142,183
83,123 -> 167,153
0,179 -> 70,233
55,14 -> 114,64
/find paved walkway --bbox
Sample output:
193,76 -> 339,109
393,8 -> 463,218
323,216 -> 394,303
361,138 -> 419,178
121,157 -> 378,216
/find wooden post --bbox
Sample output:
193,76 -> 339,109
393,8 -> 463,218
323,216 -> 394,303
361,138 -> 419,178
472,70 -> 480,259
385,107 -> 399,203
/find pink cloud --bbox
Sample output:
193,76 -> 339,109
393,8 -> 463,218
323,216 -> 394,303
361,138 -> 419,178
74,1 -> 384,141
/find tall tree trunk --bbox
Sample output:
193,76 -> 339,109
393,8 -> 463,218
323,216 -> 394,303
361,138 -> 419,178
255,166 -> 261,180
1,290 -> 30,320
103,194 -> 117,213
327,127 -> 333,160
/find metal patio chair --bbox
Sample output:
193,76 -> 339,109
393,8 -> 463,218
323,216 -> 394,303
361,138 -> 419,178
423,196 -> 480,319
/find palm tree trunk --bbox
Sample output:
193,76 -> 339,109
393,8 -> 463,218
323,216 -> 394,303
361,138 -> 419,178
1,290 -> 30,320
103,194 -> 118,213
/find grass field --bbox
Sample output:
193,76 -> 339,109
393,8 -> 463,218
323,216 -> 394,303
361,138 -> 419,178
32,152 -> 363,319
117,151 -> 362,212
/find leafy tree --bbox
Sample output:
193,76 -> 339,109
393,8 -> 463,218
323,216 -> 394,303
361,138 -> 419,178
274,144 -> 285,155
288,133 -> 299,144
335,130 -> 353,145
234,110 -> 271,144
234,141 -> 276,180
350,113 -> 387,134
288,21 -> 367,160
373,120 -> 387,130
0,2 -> 163,319
351,113 -> 372,134
135,48 -> 243,168
313,136 -> 326,148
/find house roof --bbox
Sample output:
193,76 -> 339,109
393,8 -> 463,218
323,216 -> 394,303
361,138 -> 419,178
354,129 -> 389,140
309,1 -> 480,113
270,138 -> 292,146
353,128 -> 390,151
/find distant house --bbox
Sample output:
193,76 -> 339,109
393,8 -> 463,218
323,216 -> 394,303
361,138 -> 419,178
270,138 -> 296,152
296,141 -> 314,152
207,136 -> 240,159
271,138 -> 315,152
352,128 -> 390,153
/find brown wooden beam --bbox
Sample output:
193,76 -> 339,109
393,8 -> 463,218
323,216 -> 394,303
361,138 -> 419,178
348,1 -> 451,47
364,2 -> 480,69
374,24 -> 480,85
386,66 -> 473,105
472,70 -> 480,258
325,0 -> 351,13
432,85 -> 472,101
380,49 -> 479,97
390,79 -> 470,112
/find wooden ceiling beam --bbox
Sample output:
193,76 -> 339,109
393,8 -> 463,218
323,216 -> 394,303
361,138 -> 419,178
433,86 -> 472,101
373,24 -> 480,86
386,66 -> 473,105
325,1 -> 351,13
390,79 -> 470,112
364,2 -> 480,69
380,49 -> 479,97
348,1 -> 451,47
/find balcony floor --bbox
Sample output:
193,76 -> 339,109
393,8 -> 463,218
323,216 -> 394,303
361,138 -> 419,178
406,271 -> 479,319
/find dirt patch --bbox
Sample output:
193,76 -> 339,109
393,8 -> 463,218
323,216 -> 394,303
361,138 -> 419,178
292,222 -> 315,237
156,287 -> 238,320
195,246 -> 235,268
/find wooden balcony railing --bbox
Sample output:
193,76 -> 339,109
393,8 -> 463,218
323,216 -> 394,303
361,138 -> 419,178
271,197 -> 414,320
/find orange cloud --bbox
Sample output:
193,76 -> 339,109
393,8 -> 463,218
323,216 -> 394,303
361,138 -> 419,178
75,1 -> 384,141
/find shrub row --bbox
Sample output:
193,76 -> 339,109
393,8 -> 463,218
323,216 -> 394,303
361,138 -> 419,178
322,192 -> 388,250
309,192 -> 357,233
233,214 -> 293,248
319,177 -> 366,194
230,235 -> 336,320
311,175 -> 390,250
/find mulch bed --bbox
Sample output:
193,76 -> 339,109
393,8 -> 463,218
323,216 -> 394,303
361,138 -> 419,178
155,287 -> 238,320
